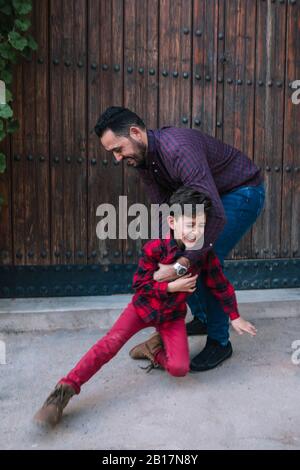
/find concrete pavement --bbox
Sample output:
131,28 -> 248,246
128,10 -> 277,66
0,315 -> 300,450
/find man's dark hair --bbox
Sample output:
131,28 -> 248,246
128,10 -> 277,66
94,106 -> 146,138
168,186 -> 212,218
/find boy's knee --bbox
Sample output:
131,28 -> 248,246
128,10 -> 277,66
168,363 -> 190,377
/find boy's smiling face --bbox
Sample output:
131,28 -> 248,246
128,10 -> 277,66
167,213 -> 206,250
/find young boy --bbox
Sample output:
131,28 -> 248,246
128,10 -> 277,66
34,187 -> 256,428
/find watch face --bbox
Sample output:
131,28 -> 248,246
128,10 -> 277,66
178,266 -> 187,275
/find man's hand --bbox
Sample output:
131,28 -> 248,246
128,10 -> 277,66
167,273 -> 198,293
153,263 -> 178,282
231,317 -> 257,336
153,257 -> 190,282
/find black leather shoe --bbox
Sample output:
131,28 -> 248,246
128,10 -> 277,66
190,337 -> 232,372
186,318 -> 208,336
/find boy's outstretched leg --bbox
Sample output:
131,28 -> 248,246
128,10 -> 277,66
33,382 -> 76,428
33,302 -> 147,428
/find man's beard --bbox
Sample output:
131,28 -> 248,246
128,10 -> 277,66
126,137 -> 147,168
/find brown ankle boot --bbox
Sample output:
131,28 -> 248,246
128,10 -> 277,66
33,382 -> 76,428
129,332 -> 163,364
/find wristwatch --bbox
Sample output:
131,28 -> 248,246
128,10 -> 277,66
173,262 -> 188,276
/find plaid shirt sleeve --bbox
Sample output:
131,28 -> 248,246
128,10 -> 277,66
171,144 -> 226,264
201,251 -> 240,321
132,240 -> 170,299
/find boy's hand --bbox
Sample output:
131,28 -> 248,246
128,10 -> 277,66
167,273 -> 198,293
231,317 -> 257,336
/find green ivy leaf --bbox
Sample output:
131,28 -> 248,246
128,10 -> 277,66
8,31 -> 28,51
0,42 -> 13,60
7,49 -> 18,64
0,69 -> 13,85
12,0 -> 32,15
26,35 -> 38,51
6,119 -> 19,133
15,17 -> 31,32
0,152 -> 6,173
0,3 -> 13,15
0,58 -> 5,70
5,88 -> 12,102
20,47 -> 32,60
0,103 -> 13,119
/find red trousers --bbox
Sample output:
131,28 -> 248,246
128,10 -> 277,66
60,301 -> 190,394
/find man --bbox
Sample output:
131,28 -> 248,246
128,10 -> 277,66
94,106 -> 265,371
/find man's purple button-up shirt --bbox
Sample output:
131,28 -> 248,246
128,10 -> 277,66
137,126 -> 263,265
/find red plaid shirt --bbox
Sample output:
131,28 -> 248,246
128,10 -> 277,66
132,233 -> 240,324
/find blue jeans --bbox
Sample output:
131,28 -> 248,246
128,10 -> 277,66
187,182 -> 266,346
